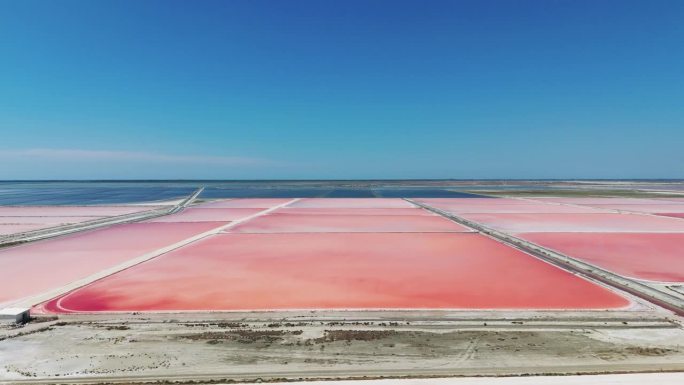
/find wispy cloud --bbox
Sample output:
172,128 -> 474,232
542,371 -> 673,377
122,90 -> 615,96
0,148 -> 270,166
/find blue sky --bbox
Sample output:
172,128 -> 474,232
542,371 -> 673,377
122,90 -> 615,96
1,0 -> 682,179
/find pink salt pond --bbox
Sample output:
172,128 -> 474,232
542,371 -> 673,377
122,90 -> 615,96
146,208 -> 263,222
194,199 -> 292,209
416,198 -> 529,205
0,222 -> 224,306
0,224 -> 49,235
657,213 -> 684,219
517,232 -> 684,282
278,208 -> 432,216
460,213 -> 684,233
0,216 -> 104,225
529,197 -> 678,205
41,232 -> 630,312
228,213 -> 472,233
419,202 -> 606,214
579,204 -> 684,214
289,198 -> 413,209
0,206 -> 156,217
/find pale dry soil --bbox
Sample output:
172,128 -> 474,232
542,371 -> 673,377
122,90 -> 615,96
1,318 -> 684,384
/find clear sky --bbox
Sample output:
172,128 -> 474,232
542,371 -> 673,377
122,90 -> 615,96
0,0 -> 682,179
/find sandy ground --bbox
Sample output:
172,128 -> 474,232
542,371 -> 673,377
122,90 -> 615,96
1,316 -> 684,384
230,372 -> 684,384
